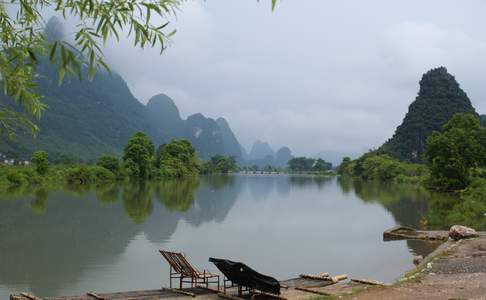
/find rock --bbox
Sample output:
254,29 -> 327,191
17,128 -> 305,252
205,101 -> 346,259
426,262 -> 432,269
449,225 -> 479,241
413,255 -> 423,265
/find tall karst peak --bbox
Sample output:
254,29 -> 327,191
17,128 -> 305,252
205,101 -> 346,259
381,66 -> 476,162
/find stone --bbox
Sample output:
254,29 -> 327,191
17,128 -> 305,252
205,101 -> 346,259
449,225 -> 479,241
413,255 -> 423,265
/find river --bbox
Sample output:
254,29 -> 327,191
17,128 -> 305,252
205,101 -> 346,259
0,174 -> 454,298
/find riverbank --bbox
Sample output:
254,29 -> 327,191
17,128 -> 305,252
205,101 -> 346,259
290,233 -> 486,299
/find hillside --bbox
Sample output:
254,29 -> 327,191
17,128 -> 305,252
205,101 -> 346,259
381,67 -> 477,162
0,59 -> 154,161
0,64 -> 244,161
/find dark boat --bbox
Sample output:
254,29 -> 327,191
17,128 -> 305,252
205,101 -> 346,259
209,258 -> 280,295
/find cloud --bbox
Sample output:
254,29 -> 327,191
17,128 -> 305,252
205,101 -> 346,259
97,0 -> 486,158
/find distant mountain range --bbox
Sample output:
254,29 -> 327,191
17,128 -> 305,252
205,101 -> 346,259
241,140 -> 294,167
0,59 -> 245,162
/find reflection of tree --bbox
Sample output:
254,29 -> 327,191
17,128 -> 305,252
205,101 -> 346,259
337,178 -> 465,230
64,182 -> 92,196
155,178 -> 199,212
288,175 -> 333,189
122,181 -> 153,223
95,183 -> 120,204
406,240 -> 442,257
337,176 -> 353,194
425,192 -> 486,230
31,188 -> 49,214
338,178 -> 432,228
183,175 -> 240,225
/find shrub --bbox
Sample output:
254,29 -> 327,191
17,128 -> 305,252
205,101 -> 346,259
65,166 -> 93,184
97,155 -> 120,174
32,151 -> 49,175
6,171 -> 26,186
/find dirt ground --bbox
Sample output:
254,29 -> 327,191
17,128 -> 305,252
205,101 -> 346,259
339,237 -> 486,300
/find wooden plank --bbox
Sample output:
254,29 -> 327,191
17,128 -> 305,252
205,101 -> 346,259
350,278 -> 388,286
20,293 -> 43,300
299,274 -> 330,281
294,287 -> 331,296
161,288 -> 196,298
87,292 -> 106,300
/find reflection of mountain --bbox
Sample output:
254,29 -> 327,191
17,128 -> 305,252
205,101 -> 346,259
0,176 -> 240,297
0,192 -> 139,297
182,176 -> 241,226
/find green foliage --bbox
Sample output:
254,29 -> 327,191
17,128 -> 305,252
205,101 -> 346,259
337,157 -> 352,175
123,132 -> 154,179
0,1 -> 181,137
65,165 -> 115,184
6,171 -> 27,186
158,139 -> 200,178
381,67 -> 476,162
32,150 -> 49,175
339,153 -> 425,183
202,155 -> 238,174
425,178 -> 486,230
313,158 -> 332,172
288,157 -> 331,173
97,155 -> 120,174
425,113 -> 486,190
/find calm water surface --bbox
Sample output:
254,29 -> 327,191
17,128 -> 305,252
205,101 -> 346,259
0,175 -> 450,298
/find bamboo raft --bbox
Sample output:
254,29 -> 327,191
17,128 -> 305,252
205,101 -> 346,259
10,273 -> 353,300
383,226 -> 449,241
10,287 -> 217,300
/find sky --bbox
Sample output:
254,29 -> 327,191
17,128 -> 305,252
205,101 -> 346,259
100,0 -> 486,159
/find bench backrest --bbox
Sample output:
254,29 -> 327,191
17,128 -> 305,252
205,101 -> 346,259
159,250 -> 199,277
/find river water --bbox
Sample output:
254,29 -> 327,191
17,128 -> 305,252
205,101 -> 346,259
0,175 -> 451,298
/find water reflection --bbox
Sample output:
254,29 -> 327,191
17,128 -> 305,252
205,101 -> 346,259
0,175 -> 462,299
156,179 -> 199,212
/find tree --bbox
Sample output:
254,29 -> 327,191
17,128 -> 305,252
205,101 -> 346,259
158,139 -> 200,178
202,155 -> 238,174
123,132 -> 154,179
97,155 -> 120,174
31,150 -> 48,175
313,158 -> 332,172
288,157 -> 315,172
337,157 -> 352,175
425,113 -> 486,190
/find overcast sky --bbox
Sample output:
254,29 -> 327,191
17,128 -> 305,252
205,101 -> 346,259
102,0 -> 486,158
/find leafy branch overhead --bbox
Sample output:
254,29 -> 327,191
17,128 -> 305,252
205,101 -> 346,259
0,0 -> 182,137
0,0 -> 277,138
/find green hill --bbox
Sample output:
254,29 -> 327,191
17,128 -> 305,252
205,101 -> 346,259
381,67 -> 477,162
0,62 -> 244,162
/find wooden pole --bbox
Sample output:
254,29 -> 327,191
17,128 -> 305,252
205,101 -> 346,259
87,292 -> 106,300
350,278 -> 387,286
20,293 -> 43,300
294,287 -> 331,296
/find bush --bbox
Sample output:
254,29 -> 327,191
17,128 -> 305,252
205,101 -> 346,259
65,165 -> 116,184
6,171 -> 26,186
32,151 -> 49,175
65,166 -> 93,184
97,155 -> 120,174
91,166 -> 116,182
